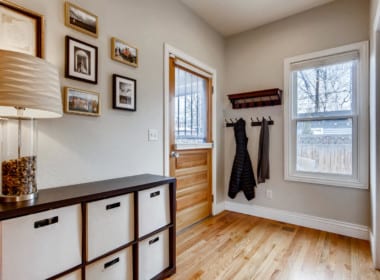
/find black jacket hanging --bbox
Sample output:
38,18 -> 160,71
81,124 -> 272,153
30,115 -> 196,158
228,118 -> 256,200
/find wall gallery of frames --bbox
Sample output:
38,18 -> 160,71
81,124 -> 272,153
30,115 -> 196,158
0,0 -> 138,116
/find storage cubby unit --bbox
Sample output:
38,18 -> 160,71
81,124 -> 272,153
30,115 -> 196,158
0,174 -> 176,280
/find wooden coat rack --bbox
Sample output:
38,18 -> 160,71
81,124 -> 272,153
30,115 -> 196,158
227,88 -> 282,109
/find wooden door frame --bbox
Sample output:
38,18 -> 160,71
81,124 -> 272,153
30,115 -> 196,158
163,43 -> 218,215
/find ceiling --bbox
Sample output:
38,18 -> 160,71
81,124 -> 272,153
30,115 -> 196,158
180,0 -> 335,37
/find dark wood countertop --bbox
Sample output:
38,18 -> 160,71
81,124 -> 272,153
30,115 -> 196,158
0,173 -> 176,221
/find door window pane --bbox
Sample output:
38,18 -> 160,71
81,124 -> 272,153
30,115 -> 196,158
296,119 -> 352,175
175,67 -> 208,144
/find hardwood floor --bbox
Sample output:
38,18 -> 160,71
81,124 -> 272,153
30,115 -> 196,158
168,211 -> 380,280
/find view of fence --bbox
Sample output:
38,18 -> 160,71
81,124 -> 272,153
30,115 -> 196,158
297,135 -> 352,175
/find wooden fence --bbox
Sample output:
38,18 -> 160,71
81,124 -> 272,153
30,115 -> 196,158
297,144 -> 352,175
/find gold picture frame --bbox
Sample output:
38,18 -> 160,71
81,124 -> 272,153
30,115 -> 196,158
111,37 -> 138,67
64,87 -> 100,117
0,0 -> 44,57
64,2 -> 98,38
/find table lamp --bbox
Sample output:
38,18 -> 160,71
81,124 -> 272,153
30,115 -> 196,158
0,50 -> 62,202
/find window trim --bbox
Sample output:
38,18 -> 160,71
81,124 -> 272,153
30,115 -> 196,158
284,41 -> 369,189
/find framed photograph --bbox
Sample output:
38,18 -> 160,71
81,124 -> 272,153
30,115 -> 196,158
0,0 -> 44,57
64,87 -> 100,116
65,36 -> 98,84
111,37 -> 138,67
64,2 -> 98,38
113,74 -> 136,111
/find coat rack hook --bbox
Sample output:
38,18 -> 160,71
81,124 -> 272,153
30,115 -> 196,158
230,118 -> 234,123
268,116 -> 272,121
256,117 -> 260,122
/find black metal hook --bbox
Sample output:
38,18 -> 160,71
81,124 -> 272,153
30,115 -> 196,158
250,115 -> 275,127
225,118 -> 235,127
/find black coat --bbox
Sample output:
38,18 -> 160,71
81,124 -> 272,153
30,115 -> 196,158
228,118 -> 256,200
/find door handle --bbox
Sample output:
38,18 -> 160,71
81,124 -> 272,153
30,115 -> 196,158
170,151 -> 179,158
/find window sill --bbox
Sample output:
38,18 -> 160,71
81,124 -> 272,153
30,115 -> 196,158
175,143 -> 213,150
284,173 -> 368,189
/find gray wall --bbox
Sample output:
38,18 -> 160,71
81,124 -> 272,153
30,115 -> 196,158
224,0 -> 370,225
10,0 -> 225,201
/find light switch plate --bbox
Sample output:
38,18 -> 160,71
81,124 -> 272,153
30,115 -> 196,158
148,129 -> 159,141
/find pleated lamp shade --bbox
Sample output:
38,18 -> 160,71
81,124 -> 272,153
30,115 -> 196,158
0,49 -> 62,118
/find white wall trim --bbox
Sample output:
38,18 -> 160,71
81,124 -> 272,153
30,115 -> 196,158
213,202 -> 225,215
375,0 -> 380,32
370,0 -> 380,266
163,43 -> 218,215
225,201 -> 369,240
370,230 -> 376,267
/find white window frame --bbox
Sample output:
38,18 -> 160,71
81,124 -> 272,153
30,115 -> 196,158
284,41 -> 369,189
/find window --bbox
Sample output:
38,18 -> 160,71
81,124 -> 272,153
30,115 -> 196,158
284,42 -> 369,188
174,66 -> 208,144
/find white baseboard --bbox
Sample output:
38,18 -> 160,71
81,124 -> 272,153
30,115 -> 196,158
369,230 -> 380,269
225,201 -> 369,240
213,202 -> 225,215
370,230 -> 376,266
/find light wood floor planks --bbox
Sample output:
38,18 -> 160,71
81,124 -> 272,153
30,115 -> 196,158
167,211 -> 380,280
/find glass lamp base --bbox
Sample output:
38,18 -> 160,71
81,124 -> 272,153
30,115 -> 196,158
0,118 -> 38,202
0,192 -> 38,203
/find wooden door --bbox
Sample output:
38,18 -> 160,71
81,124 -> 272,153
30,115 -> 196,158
169,56 -> 213,232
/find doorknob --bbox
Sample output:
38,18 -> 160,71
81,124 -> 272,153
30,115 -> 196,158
170,151 -> 179,158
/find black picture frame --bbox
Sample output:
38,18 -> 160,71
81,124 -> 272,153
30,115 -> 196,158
65,36 -> 98,84
113,74 -> 136,111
